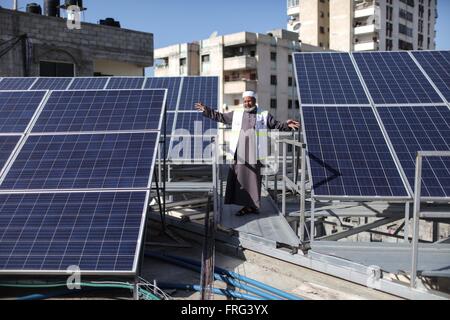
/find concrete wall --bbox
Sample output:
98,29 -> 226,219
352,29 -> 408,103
0,8 -> 153,76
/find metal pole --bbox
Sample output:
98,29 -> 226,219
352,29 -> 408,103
13,0 -> 18,10
404,202 -> 410,243
310,199 -> 316,243
411,153 -> 422,288
282,142 -> 287,216
300,144 -> 306,242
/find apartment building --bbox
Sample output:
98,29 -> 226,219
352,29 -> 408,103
287,0 -> 438,51
155,30 -> 323,121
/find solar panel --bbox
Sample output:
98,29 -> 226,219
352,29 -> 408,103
164,112 -> 176,135
412,51 -> 450,102
353,52 -> 443,104
178,77 -> 219,110
0,78 -> 37,91
106,78 -> 145,89
32,90 -> 166,133
145,77 -> 182,111
293,53 -> 369,105
0,133 -> 158,190
377,105 -> 450,198
30,78 -> 73,91
0,136 -> 20,173
0,91 -> 47,133
0,191 -> 146,273
173,111 -> 217,136
169,136 -> 214,161
68,77 -> 109,90
303,106 -> 408,198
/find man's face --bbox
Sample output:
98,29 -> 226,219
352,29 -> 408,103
243,97 -> 256,109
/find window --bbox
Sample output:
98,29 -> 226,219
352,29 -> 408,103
295,100 -> 300,109
288,100 -> 293,109
201,55 -> 210,63
288,55 -> 293,64
271,75 -> 277,85
320,26 -> 325,34
180,58 -> 187,66
288,77 -> 293,87
270,99 -> 277,109
270,52 -> 277,61
40,61 -> 74,77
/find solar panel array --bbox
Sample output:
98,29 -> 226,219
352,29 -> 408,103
294,50 -> 450,200
0,85 -> 167,275
0,75 -> 219,275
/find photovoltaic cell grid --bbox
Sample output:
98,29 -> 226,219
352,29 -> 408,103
31,90 -> 166,133
353,52 -> 443,104
293,53 -> 369,105
0,91 -> 46,133
178,77 -> 219,110
0,133 -> 158,190
0,192 -> 146,272
169,136 -> 214,161
412,51 -> 450,102
173,112 -> 218,136
30,78 -> 73,91
68,77 -> 109,90
303,106 -> 408,197
0,78 -> 37,91
0,136 -> 20,173
145,77 -> 182,111
106,78 -> 145,90
377,106 -> 450,198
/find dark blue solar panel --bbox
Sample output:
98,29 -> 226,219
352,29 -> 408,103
353,52 -> 443,104
0,78 -> 37,91
0,191 -> 145,272
32,90 -> 166,133
68,77 -> 109,90
173,112 -> 217,136
0,91 -> 46,133
178,77 -> 219,110
412,51 -> 450,102
0,136 -> 20,172
293,53 -> 369,105
164,112 -> 176,135
169,136 -> 214,161
378,105 -> 450,198
106,78 -> 145,89
303,106 -> 408,197
145,77 -> 182,111
30,78 -> 73,91
0,133 -> 158,190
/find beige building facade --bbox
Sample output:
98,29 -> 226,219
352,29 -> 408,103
155,30 -> 324,121
287,0 -> 438,51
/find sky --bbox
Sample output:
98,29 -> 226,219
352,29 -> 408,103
1,0 -> 449,55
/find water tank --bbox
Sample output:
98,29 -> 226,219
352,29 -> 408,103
99,18 -> 121,28
44,0 -> 60,17
65,0 -> 83,9
26,3 -> 42,14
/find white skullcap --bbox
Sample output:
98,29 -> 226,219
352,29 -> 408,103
242,91 -> 256,99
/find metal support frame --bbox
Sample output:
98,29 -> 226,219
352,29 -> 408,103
411,151 -> 450,288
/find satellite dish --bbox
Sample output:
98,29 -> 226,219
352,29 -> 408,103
209,31 -> 218,39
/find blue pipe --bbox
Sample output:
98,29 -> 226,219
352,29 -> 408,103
145,252 -> 281,300
152,252 -> 303,300
158,282 -> 261,301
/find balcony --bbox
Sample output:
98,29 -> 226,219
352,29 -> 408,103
224,80 -> 257,94
224,56 -> 257,71
354,41 -> 378,51
354,24 -> 377,35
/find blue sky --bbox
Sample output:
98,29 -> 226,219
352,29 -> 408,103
1,0 -> 449,50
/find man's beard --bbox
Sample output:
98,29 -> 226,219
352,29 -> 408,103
244,106 -> 256,113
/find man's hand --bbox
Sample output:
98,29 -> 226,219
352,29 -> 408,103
195,102 -> 207,112
287,119 -> 300,130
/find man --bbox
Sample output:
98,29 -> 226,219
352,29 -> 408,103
195,91 -> 300,216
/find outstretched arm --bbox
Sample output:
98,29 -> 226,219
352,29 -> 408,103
195,103 -> 233,125
267,114 -> 300,132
